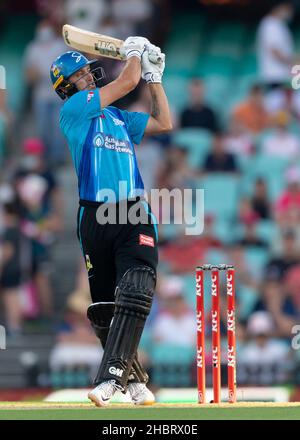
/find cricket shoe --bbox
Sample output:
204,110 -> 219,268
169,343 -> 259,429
88,380 -> 122,407
127,382 -> 155,405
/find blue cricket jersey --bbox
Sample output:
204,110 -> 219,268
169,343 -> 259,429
60,89 -> 150,202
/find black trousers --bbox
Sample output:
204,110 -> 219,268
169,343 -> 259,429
77,199 -> 158,303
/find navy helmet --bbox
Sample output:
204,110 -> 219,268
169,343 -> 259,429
50,51 -> 105,100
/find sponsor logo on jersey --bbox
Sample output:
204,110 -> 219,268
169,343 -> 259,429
93,133 -> 132,154
93,133 -> 105,148
112,117 -> 125,126
87,91 -> 94,102
139,234 -> 154,247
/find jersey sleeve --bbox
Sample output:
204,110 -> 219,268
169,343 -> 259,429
61,90 -> 101,123
118,109 -> 150,145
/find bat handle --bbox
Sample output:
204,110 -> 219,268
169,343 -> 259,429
120,47 -> 162,64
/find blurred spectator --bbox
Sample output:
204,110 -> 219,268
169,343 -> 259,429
135,138 -> 163,193
250,178 -> 271,220
17,174 -> 55,319
99,14 -> 125,40
0,202 -> 27,336
261,111 -> 300,158
253,281 -> 299,338
111,0 -> 154,39
274,167 -> 300,227
0,70 -> 9,165
257,1 -> 295,88
152,277 -> 196,346
263,83 -> 295,115
158,146 -> 195,191
0,182 -> 16,238
238,197 -> 260,226
237,221 -> 268,249
159,226 -> 221,274
240,311 -> 292,384
285,264 -> 300,308
64,0 -> 107,32
23,19 -> 67,166
14,138 -> 63,224
284,264 -> 300,313
232,84 -> 271,134
180,78 -> 219,133
223,119 -> 254,157
49,286 -> 101,385
265,229 -> 300,281
35,0 -> 65,27
202,133 -> 238,173
227,244 -> 258,287
129,84 -> 178,129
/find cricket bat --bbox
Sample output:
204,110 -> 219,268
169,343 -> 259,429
62,24 -> 161,63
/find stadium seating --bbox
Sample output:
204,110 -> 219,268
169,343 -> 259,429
150,343 -> 195,387
241,153 -> 290,201
0,116 -> 5,164
236,284 -> 259,321
0,15 -> 37,113
172,128 -> 213,168
166,15 -> 259,115
244,246 -> 270,279
204,75 -> 232,110
212,218 -> 233,245
198,173 -> 240,221
163,75 -> 190,112
255,220 -> 278,245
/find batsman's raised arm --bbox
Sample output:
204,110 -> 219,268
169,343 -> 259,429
100,36 -> 147,108
142,48 -> 173,135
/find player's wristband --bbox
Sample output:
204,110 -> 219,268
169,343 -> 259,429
126,50 -> 143,59
144,72 -> 162,83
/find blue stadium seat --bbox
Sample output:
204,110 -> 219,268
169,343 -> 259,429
173,128 -> 213,168
151,343 -> 195,364
0,15 -> 37,113
163,75 -> 190,111
207,22 -> 247,50
198,174 -> 240,220
240,153 -> 290,201
197,55 -> 236,77
234,221 -> 277,247
212,219 -> 234,245
255,220 -> 277,245
236,284 -> 259,321
244,246 -> 270,280
0,116 -> 5,163
204,76 -> 232,109
238,53 -> 257,76
150,343 -> 195,386
181,273 -> 196,308
246,153 -> 291,177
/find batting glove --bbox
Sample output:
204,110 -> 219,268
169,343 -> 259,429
141,47 -> 165,83
145,43 -> 163,64
121,36 -> 149,60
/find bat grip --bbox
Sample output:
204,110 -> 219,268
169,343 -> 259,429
120,48 -> 162,64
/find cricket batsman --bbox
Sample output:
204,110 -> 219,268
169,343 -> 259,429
50,37 -> 172,406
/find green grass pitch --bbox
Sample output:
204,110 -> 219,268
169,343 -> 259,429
0,402 -> 299,420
